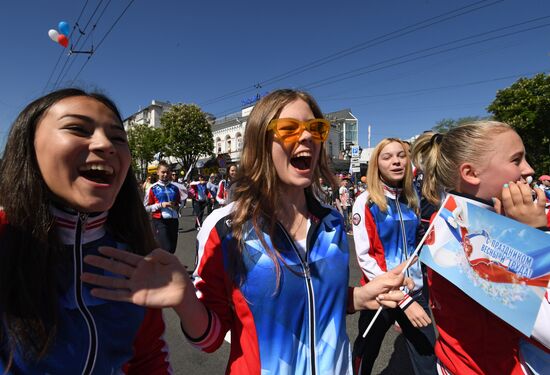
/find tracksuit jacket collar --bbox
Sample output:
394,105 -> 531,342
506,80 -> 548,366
50,205 -> 108,245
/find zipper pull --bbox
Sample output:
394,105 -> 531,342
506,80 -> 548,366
303,263 -> 311,279
79,213 -> 89,233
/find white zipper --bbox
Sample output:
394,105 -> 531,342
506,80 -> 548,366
278,223 -> 318,375
73,213 -> 98,375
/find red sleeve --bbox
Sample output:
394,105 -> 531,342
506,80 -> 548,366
362,206 -> 387,273
122,308 -> 171,374
352,193 -> 387,285
217,182 -> 224,200
188,225 -> 234,352
147,186 -> 156,206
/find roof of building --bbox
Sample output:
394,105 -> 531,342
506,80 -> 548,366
324,108 -> 355,121
212,115 -> 245,132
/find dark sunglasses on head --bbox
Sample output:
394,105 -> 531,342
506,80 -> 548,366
267,118 -> 330,143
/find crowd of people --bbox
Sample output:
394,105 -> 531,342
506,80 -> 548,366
0,87 -> 548,374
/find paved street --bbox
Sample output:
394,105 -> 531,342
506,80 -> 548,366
163,205 -> 414,374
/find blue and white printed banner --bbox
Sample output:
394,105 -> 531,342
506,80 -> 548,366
419,193 -> 550,348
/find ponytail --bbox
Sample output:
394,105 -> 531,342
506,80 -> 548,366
411,121 -> 512,206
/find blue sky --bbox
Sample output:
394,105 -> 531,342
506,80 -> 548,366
1,0 -> 549,151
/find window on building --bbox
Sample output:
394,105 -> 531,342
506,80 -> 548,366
236,134 -> 243,150
226,136 -> 232,153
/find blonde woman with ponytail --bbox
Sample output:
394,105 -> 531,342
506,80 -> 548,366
412,121 -> 549,375
82,89 -> 413,374
351,138 -> 437,375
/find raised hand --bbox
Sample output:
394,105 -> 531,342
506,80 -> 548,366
81,247 -> 191,308
493,182 -> 547,228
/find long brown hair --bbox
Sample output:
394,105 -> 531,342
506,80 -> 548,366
0,88 -> 156,364
366,138 -> 418,212
229,89 -> 336,285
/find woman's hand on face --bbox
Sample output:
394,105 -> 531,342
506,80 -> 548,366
353,261 -> 415,310
81,246 -> 192,308
403,301 -> 432,328
493,182 -> 547,228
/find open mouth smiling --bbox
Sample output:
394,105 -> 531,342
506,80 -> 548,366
78,163 -> 115,184
290,151 -> 313,171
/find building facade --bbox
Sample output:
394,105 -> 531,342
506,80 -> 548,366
211,106 -> 359,163
124,101 -> 360,169
122,100 -> 173,131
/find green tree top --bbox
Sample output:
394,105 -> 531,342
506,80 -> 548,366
160,104 -> 214,170
432,116 -> 486,133
127,123 -> 163,179
487,73 -> 550,175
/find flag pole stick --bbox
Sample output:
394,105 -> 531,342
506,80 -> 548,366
362,196 -> 449,338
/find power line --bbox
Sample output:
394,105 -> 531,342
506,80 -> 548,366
211,68 -> 550,119
318,70 -> 550,103
69,0 -> 137,86
199,0 -> 503,106
43,0 -> 91,92
258,0 -> 504,88
56,0 -> 114,87
52,0 -> 108,89
211,16 -> 550,118
301,16 -> 550,90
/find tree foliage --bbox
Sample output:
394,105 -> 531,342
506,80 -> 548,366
127,123 -> 164,179
160,104 -> 214,170
432,116 -> 486,133
487,73 -> 550,175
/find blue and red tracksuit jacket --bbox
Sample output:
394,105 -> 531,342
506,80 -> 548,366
0,207 -> 171,374
351,185 -> 422,310
186,193 -> 353,374
145,181 -> 181,220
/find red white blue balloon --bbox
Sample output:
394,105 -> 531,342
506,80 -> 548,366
47,21 -> 70,48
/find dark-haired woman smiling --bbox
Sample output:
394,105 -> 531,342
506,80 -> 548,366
0,88 -> 170,373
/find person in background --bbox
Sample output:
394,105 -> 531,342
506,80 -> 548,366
352,138 -> 436,375
216,164 -> 237,206
188,175 -> 210,230
171,170 -> 188,218
339,177 -> 353,233
206,173 -> 219,214
144,161 -> 181,254
537,175 -> 550,208
142,174 -> 153,193
319,176 -> 332,204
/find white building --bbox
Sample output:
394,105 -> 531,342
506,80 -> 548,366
122,100 -> 173,131
124,100 -> 361,168
211,106 -> 359,163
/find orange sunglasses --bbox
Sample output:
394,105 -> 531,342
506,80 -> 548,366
267,118 -> 330,143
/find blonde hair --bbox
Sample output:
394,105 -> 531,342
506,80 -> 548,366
366,138 -> 418,212
230,89 -> 336,285
411,121 -> 512,205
